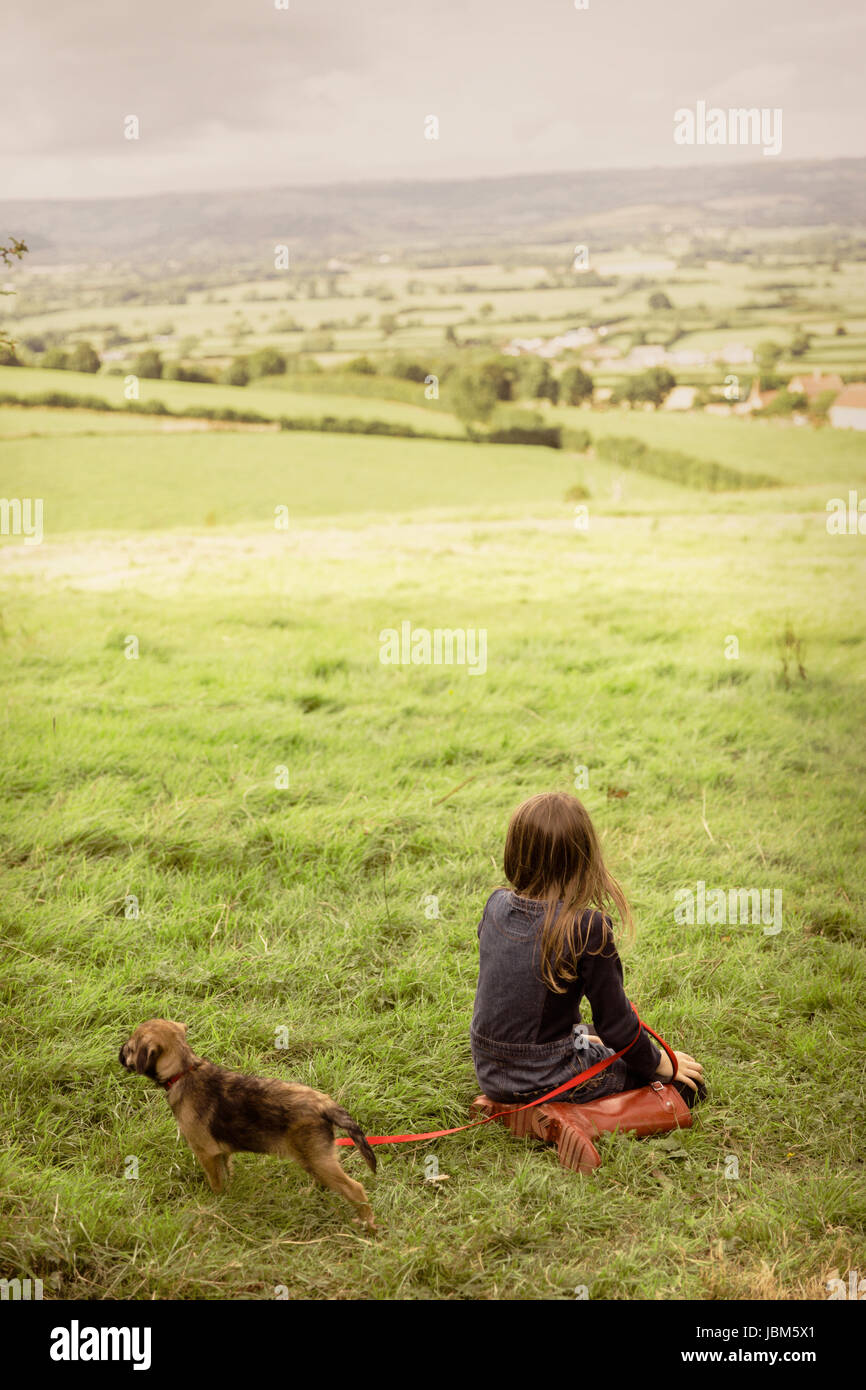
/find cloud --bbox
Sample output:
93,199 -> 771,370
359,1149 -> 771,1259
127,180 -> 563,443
705,64 -> 800,107
0,0 -> 863,197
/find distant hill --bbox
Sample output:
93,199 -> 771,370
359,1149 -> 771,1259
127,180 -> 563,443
2,159 -> 865,271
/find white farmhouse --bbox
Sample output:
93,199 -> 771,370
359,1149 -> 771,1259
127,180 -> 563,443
829,384 -> 866,430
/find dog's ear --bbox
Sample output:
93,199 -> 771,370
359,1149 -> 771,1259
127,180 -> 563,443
178,1023 -> 188,1038
134,1039 -> 162,1077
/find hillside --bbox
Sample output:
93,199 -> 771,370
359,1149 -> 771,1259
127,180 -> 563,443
3,159 -> 866,271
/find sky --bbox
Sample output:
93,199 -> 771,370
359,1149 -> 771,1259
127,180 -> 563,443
2,0 -> 865,200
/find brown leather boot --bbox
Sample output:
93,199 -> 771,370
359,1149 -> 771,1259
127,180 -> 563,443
470,1095 -> 538,1138
471,1094 -> 601,1171
471,1081 -> 691,1175
531,1105 -> 602,1172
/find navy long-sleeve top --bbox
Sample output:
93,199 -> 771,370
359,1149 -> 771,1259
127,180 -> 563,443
470,889 -> 661,1099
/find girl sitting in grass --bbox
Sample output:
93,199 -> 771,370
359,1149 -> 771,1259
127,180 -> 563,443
471,792 -> 705,1108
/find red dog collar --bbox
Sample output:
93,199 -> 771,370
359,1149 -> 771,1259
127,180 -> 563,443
163,1067 -> 195,1091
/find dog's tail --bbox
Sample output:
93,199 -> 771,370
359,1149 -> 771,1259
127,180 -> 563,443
328,1105 -> 377,1173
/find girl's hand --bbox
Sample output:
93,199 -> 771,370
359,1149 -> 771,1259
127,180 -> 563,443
656,1049 -> 704,1092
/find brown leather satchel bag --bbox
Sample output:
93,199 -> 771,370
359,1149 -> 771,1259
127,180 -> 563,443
533,1080 -> 692,1171
471,1079 -> 693,1173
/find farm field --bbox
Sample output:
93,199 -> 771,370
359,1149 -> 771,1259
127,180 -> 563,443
546,403 -> 866,491
1,417 -> 864,1300
0,406 -> 194,438
6,406 -> 865,536
0,367 -> 464,437
6,253 -> 866,376
0,427 -> 696,531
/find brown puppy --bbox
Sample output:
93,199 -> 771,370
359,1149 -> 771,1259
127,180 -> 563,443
118,1019 -> 376,1229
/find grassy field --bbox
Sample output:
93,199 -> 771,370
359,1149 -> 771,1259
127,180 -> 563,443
6,251 -> 866,371
0,406 -> 195,438
0,366 -> 464,436
1,413 -> 865,1301
7,409 -> 860,534
548,403 -> 866,491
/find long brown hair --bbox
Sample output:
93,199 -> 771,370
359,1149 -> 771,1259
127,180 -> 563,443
502,792 -> 634,992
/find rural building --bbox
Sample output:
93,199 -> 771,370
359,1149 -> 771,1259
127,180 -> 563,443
555,327 -> 595,349
627,345 -> 668,368
788,372 -> 843,401
503,326 -> 596,359
502,336 -> 545,357
669,349 -> 709,367
663,385 -> 698,410
828,384 -> 866,430
739,380 -> 780,414
586,344 -> 622,363
719,343 -> 754,365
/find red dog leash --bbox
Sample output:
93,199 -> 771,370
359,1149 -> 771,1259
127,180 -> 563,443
336,1007 -> 677,1149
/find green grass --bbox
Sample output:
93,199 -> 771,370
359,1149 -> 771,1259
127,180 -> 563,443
0,366 -> 463,436
0,431 -> 590,531
549,404 -> 866,491
7,253 -> 866,380
0,414 -> 864,1301
6,418 -> 856,536
0,406 -> 185,437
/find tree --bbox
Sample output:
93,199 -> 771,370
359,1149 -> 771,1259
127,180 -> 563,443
477,358 -> 513,402
810,388 -> 838,423
757,369 -> 785,392
68,341 -> 101,373
755,340 -> 784,372
379,313 -> 398,339
613,367 -> 676,407
163,360 -> 213,383
0,236 -> 27,355
133,348 -> 163,379
648,291 -> 673,311
513,356 -> 558,403
345,355 -> 378,375
246,346 -> 285,377
789,328 -> 811,358
760,389 -> 807,417
560,365 -> 594,405
42,346 -> 69,369
451,368 -> 499,432
221,358 -> 250,386
390,357 -> 428,383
